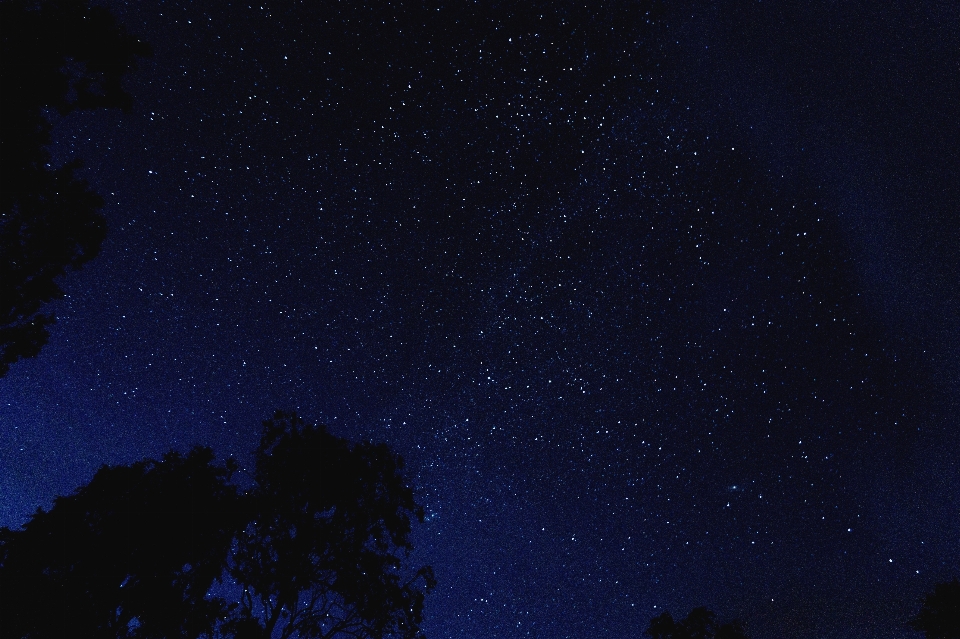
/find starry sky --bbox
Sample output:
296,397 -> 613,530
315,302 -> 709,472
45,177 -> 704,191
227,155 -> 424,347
2,2 -> 959,638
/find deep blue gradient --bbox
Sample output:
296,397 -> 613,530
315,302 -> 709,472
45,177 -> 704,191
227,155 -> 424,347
1,2 -> 958,638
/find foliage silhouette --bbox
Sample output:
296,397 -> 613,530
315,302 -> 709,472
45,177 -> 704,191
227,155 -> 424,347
0,447 -> 240,638
0,412 -> 435,639
0,0 -> 149,377
646,607 -> 749,639
224,412 -> 436,639
910,579 -> 960,639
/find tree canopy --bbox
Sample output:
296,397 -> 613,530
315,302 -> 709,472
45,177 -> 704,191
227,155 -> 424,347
0,447 -> 239,638
910,579 -> 960,639
646,607 -> 749,639
226,413 -> 435,639
0,0 -> 149,376
0,412 -> 434,639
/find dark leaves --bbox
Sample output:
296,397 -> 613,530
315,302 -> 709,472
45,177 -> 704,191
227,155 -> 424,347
0,447 -> 239,639
910,579 -> 960,639
0,412 -> 434,639
230,411 -> 433,639
646,607 -> 749,639
0,0 -> 150,376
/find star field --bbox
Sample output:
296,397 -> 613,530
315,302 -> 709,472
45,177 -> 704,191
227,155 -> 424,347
2,2 -> 959,638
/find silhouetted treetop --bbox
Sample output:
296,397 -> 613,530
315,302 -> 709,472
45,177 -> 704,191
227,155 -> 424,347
647,607 -> 749,639
227,412 -> 435,639
0,412 -> 434,639
911,579 -> 960,639
0,447 -> 239,638
0,0 -> 149,377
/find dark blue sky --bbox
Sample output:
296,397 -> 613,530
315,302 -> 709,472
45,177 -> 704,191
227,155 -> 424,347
2,2 -> 958,638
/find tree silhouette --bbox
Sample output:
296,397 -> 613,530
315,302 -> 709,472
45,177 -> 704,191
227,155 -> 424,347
0,412 -> 434,639
0,0 -> 149,377
646,607 -> 749,639
910,579 -> 960,639
224,412 -> 436,639
0,447 -> 239,638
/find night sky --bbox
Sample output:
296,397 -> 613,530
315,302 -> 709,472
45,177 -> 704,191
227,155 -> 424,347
2,2 -> 959,638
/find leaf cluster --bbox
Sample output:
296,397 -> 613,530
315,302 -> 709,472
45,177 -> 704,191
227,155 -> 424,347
910,579 -> 960,639
226,413 -> 435,639
0,447 -> 238,638
0,0 -> 149,376
0,412 -> 434,639
646,607 -> 748,639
